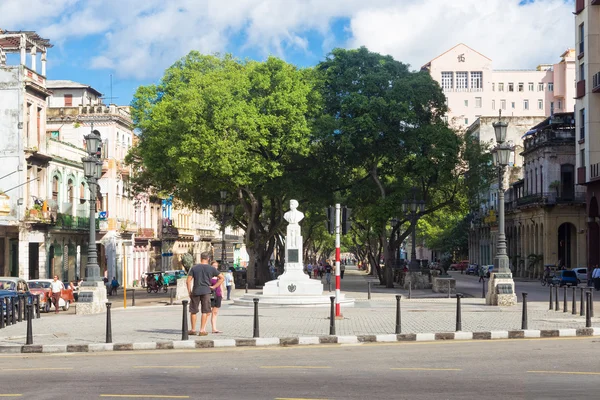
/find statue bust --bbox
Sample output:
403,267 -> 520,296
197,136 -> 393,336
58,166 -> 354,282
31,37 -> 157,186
284,199 -> 304,225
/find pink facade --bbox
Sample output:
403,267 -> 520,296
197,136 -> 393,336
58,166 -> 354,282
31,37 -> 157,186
422,44 -> 576,127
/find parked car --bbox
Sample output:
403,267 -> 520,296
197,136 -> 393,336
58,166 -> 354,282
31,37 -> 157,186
0,277 -> 33,319
449,260 -> 469,271
163,270 -> 187,286
27,279 -> 75,312
573,268 -> 588,284
465,264 -> 477,275
552,270 -> 578,287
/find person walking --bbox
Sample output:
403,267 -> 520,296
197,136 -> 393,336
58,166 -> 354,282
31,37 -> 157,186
224,267 -> 235,301
209,261 -> 225,333
307,263 -> 313,278
340,263 -> 345,279
50,275 -> 64,314
478,265 -> 486,283
325,262 -> 332,285
110,277 -> 119,296
592,265 -> 600,291
186,252 -> 224,336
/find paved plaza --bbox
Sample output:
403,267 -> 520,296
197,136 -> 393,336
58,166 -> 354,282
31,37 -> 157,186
0,267 -> 597,347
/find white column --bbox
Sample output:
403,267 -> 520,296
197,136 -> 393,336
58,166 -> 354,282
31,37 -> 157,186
41,51 -> 46,76
20,35 -> 26,65
30,46 -> 37,72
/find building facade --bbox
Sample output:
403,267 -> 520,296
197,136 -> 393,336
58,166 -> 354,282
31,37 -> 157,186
422,43 -> 575,129
574,0 -> 600,269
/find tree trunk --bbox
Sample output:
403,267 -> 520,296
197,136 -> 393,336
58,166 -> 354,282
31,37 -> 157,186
383,243 -> 395,288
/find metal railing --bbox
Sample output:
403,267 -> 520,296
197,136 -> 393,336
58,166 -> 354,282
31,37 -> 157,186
515,192 -> 585,206
53,213 -> 100,230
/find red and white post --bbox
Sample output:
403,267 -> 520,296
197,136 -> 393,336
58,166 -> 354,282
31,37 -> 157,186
335,203 -> 342,317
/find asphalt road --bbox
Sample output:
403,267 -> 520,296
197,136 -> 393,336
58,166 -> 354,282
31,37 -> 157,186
1,337 -> 599,399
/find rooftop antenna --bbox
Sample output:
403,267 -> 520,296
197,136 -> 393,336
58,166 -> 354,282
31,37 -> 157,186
102,73 -> 119,105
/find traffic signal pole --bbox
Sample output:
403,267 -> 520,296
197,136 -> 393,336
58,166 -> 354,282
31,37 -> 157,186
335,203 -> 342,318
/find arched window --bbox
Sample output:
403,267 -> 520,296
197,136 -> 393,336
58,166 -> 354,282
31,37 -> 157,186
80,183 -> 86,204
67,179 -> 74,204
52,176 -> 59,201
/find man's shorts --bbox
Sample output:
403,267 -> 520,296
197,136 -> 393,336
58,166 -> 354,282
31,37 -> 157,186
189,294 -> 212,314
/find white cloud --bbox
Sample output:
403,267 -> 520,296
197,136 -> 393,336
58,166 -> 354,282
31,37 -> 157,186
0,0 -> 576,79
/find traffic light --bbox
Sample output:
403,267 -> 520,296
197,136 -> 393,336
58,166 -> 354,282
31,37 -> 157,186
342,207 -> 352,235
325,206 -> 334,234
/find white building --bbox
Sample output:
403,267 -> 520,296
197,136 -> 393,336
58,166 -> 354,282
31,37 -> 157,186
422,44 -> 576,128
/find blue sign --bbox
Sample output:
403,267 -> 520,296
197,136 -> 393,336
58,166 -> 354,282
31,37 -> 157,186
98,211 -> 107,220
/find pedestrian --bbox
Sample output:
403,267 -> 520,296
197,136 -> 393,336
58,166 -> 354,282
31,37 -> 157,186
325,262 -> 332,285
307,263 -> 313,278
110,277 -> 119,296
186,252 -> 224,336
50,275 -> 64,314
593,265 -> 600,291
210,261 -> 225,333
340,263 -> 345,279
225,267 -> 235,301
478,266 -> 486,283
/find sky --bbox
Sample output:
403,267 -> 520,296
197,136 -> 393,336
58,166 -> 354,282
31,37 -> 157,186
0,0 -> 576,106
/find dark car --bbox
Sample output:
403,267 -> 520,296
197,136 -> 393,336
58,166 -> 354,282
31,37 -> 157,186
552,270 -> 578,287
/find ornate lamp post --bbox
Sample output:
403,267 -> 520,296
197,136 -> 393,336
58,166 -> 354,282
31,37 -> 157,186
212,191 -> 234,272
402,188 -> 425,272
488,111 -> 517,306
82,129 -> 103,281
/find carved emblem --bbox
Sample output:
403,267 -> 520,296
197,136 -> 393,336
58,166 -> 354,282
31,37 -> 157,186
457,53 -> 465,62
287,283 -> 296,293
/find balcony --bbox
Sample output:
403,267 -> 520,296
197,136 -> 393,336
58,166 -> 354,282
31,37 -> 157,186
137,228 -> 155,238
593,72 -> 600,93
53,213 -> 99,230
576,0 -> 585,13
516,192 -> 586,206
578,167 -> 586,185
576,80 -> 586,98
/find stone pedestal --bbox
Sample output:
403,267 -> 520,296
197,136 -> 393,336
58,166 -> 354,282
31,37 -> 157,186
486,272 -> 517,306
432,277 -> 455,294
76,281 -> 107,315
403,271 -> 432,290
263,269 -> 323,296
176,278 -> 190,302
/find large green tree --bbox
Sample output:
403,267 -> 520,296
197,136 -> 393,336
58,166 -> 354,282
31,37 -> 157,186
128,52 -> 318,287
313,47 -> 464,287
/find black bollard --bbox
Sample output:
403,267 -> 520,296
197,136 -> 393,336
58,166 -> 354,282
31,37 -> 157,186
25,304 -> 33,345
554,285 -> 559,311
253,298 -> 260,338
563,286 -> 568,313
6,297 -> 13,326
12,297 -> 17,324
580,287 -> 585,316
245,283 -> 248,294
329,296 -> 336,335
170,288 -> 174,306
586,292 -> 592,328
572,287 -> 577,315
105,302 -> 112,344
521,292 -> 528,330
35,295 -> 40,319
182,300 -> 189,340
367,282 -> 371,300
0,298 -> 5,329
589,290 -> 595,318
17,295 -> 23,323
482,278 -> 486,299
131,289 -> 135,307
395,295 -> 402,334
549,284 -> 554,310
455,294 -> 463,332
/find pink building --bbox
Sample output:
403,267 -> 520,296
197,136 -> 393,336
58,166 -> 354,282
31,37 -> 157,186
422,44 -> 576,128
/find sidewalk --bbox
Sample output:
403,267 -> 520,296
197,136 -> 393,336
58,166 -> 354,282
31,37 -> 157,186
0,266 -> 597,351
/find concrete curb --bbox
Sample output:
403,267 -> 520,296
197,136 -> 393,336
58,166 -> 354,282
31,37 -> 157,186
2,327 -> 598,355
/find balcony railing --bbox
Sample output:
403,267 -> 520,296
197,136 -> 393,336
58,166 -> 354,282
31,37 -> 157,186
515,192 -> 585,206
576,80 -> 586,98
137,228 -> 156,238
53,213 -> 99,230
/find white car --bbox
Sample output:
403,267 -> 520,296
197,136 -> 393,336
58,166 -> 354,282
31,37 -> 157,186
573,268 -> 588,283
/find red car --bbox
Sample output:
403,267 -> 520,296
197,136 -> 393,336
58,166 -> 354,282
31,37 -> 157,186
27,280 -> 75,312
449,260 -> 469,271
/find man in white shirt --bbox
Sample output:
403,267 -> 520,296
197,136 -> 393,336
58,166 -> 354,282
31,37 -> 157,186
592,266 -> 600,291
50,275 -> 64,314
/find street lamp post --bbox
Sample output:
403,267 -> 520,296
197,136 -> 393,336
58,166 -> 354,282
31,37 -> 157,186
488,110 -> 517,306
212,191 -> 235,272
402,188 -> 425,272
82,129 -> 103,281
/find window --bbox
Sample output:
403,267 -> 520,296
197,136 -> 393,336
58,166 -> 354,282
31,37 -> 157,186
498,83 -> 504,92
518,83 -> 524,92
67,179 -> 74,204
528,82 -> 534,91
508,83 -> 514,92
581,149 -> 585,169
492,100 -> 495,110
579,23 -> 584,55
64,94 -> 73,107
580,63 -> 585,80
475,97 -> 482,108
580,108 -> 586,140
456,72 -> 468,90
470,71 -> 483,89
511,102 -> 516,109
550,102 -> 554,114
524,100 -> 529,110
548,82 -> 554,91
492,83 -> 495,91
464,118 -> 468,125
52,176 -> 59,201
501,100 -> 506,110
464,100 -> 468,107
538,99 -> 543,110
557,100 -> 562,110
538,83 -> 544,91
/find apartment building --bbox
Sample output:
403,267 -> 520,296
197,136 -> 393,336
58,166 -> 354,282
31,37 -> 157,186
422,43 -> 575,128
574,0 -> 600,268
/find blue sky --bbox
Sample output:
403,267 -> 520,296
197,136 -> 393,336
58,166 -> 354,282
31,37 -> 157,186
0,0 -> 575,106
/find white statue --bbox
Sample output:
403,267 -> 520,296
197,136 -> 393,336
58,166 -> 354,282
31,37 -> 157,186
284,200 -> 303,250
284,199 -> 304,225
